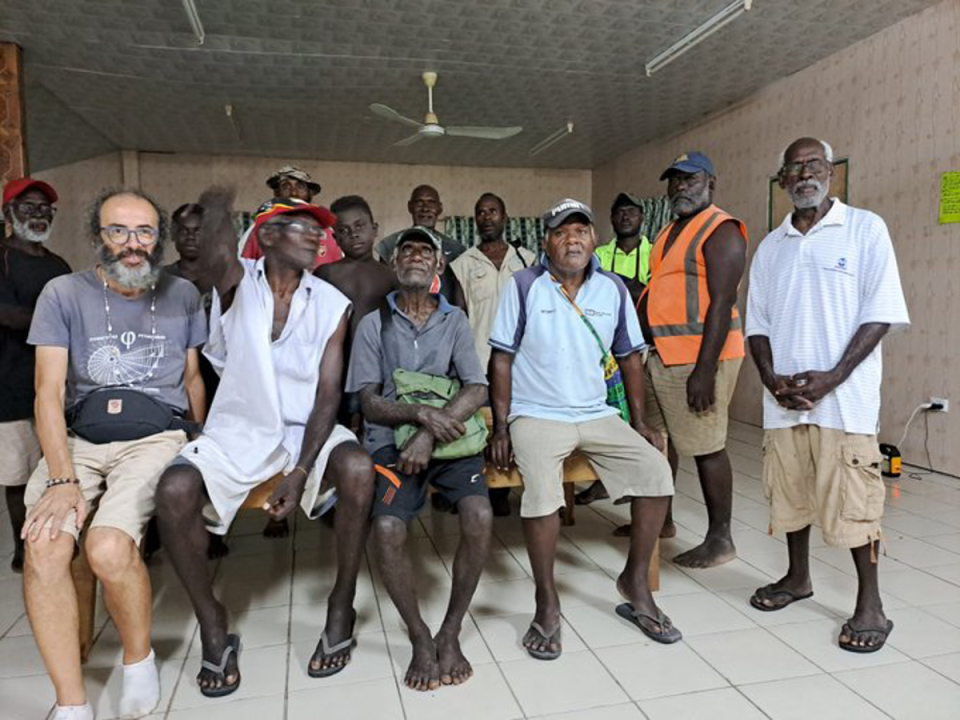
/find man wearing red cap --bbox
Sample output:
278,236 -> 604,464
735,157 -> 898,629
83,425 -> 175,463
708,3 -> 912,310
156,191 -> 375,697
0,178 -> 71,573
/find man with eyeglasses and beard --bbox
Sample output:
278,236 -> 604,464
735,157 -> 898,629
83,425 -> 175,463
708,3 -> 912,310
0,178 -> 71,573
639,152 -> 747,569
746,138 -> 908,654
21,188 -> 207,720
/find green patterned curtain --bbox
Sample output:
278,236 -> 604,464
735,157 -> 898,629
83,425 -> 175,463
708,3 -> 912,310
631,196 -> 674,242
446,197 -> 673,251
443,217 -> 544,253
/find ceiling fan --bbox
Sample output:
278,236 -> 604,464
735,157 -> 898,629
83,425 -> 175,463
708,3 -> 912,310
369,71 -> 523,147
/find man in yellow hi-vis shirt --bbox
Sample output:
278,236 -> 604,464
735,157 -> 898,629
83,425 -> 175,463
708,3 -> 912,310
594,192 -> 651,305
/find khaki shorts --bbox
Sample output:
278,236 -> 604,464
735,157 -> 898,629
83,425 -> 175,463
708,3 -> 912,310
646,354 -> 742,457
762,426 -> 884,549
642,353 -> 667,437
24,430 -> 187,544
0,419 -> 42,486
510,413 -> 673,519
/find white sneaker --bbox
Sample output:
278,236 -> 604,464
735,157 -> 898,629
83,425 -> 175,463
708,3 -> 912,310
118,648 -> 160,719
52,703 -> 94,720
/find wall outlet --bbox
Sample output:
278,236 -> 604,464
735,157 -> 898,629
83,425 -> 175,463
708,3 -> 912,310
929,397 -> 949,413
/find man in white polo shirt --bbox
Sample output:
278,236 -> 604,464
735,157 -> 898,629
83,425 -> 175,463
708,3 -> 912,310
745,137 -> 909,653
489,199 -> 678,659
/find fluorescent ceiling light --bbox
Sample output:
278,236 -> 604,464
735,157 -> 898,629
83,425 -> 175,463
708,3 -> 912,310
529,122 -> 574,157
645,0 -> 753,76
182,0 -> 205,46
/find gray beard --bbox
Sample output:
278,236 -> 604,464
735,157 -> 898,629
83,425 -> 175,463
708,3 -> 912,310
789,180 -> 830,209
11,215 -> 51,244
98,243 -> 161,292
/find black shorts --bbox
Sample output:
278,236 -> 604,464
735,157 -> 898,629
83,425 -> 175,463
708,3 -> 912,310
371,445 -> 488,524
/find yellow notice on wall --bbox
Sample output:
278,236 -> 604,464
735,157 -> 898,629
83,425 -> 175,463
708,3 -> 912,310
940,172 -> 960,225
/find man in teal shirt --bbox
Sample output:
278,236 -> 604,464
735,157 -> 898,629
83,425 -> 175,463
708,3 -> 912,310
594,192 -> 651,305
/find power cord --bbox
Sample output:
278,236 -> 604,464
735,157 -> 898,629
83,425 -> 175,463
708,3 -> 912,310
898,401 -> 937,480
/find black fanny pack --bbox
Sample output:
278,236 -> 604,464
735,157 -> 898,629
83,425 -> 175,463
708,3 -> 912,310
67,388 -> 196,444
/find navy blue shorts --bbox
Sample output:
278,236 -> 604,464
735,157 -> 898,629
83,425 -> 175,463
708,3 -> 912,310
371,445 -> 487,524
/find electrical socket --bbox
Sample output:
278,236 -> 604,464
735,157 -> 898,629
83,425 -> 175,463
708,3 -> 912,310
929,397 -> 949,413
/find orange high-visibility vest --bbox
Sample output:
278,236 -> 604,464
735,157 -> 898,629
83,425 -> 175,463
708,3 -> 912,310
643,204 -> 747,366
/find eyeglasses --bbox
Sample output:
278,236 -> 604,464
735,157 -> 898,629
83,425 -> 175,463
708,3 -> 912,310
265,220 -> 324,239
15,202 -> 56,217
781,158 -> 830,177
100,225 -> 159,246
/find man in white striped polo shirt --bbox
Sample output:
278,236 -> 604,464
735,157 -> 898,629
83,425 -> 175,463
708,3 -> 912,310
745,137 -> 909,653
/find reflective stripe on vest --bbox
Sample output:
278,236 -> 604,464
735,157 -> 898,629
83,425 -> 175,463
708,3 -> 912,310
646,205 -> 747,365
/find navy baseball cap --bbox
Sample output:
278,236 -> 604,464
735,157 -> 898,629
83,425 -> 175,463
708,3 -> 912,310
659,151 -> 715,181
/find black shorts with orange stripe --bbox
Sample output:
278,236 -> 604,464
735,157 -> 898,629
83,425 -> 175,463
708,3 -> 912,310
371,445 -> 487,524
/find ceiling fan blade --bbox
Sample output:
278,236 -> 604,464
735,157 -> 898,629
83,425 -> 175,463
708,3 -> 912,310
444,125 -> 523,140
369,103 -> 423,128
393,132 -> 425,147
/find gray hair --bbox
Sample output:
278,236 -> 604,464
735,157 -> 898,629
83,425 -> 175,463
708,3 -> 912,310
778,139 -> 834,170
87,187 -> 169,249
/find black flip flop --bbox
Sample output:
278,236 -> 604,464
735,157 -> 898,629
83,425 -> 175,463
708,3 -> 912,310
524,620 -> 562,660
616,603 -> 682,644
750,584 -> 814,612
198,633 -> 241,698
308,611 -> 358,678
838,619 -> 894,654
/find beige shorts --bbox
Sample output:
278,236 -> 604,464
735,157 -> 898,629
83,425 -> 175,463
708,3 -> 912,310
0,419 -> 42,486
646,354 -> 742,457
762,425 -> 884,549
24,430 -> 187,544
510,413 -> 673,519
642,353 -> 667,437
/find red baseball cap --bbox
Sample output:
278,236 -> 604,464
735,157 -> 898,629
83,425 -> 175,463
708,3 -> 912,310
250,197 -> 336,236
2,177 -> 59,206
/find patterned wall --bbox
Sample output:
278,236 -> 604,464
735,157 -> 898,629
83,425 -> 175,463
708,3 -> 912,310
592,0 -> 960,476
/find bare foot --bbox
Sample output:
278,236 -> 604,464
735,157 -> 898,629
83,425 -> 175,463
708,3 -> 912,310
405,635 -> 440,691
672,534 -> 736,568
435,631 -> 473,685
262,518 -> 290,539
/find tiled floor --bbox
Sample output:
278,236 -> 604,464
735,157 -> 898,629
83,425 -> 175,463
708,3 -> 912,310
3,420 -> 960,719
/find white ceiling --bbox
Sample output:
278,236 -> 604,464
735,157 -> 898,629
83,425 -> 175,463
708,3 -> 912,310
0,0 -> 940,172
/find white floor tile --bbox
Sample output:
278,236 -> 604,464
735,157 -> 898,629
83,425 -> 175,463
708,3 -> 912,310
883,536 -> 960,568
676,558 -> 776,592
884,607 -> 960,659
165,694 -> 285,719
287,634 -> 394,691
639,687 -> 767,719
923,601 -> 960,628
563,602 -> 652,650
0,672 -> 55,718
835,660 -> 960,720
287,677 -> 404,720
924,562 -> 960,585
397,662 -> 522,720
767,618 -> 909,671
0,603 -> 24,637
740,673 -> 889,720
472,613 -> 586,663
534,705 -> 646,720
880,567 -> 960,606
0,632 -> 48,677
168,644 -> 287,711
685,628 -> 821,685
595,641 -> 728,701
502,650 -> 629,716
654,591 -> 757,637
923,652 -> 960,684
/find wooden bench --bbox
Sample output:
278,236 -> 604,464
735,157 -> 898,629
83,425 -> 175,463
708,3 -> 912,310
75,415 -> 659,660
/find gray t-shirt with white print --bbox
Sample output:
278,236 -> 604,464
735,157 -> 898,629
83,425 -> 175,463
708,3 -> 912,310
28,270 -> 207,412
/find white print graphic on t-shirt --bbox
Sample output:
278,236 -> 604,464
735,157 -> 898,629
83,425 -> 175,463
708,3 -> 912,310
86,332 -> 166,388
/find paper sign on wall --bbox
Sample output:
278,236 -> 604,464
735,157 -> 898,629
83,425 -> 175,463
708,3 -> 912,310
940,172 -> 960,225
